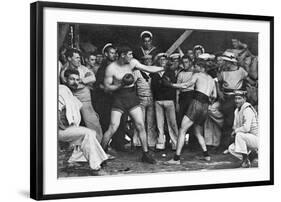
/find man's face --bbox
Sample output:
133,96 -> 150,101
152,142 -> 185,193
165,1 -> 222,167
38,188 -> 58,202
235,95 -> 246,108
182,58 -> 191,70
195,50 -> 203,58
170,58 -> 179,70
123,51 -> 133,64
143,37 -> 152,49
68,52 -> 81,68
143,58 -> 153,66
216,56 -> 224,67
187,50 -> 194,60
96,55 -> 103,64
87,55 -> 96,68
194,64 -> 202,72
66,74 -> 80,90
158,57 -> 167,67
105,48 -> 116,61
232,39 -> 239,49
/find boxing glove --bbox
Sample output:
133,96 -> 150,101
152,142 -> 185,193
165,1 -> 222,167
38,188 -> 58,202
122,73 -> 135,86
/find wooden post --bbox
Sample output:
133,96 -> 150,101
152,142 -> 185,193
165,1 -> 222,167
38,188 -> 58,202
165,30 -> 193,56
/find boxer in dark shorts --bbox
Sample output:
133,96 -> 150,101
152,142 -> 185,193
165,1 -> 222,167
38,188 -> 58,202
112,86 -> 140,114
101,46 -> 164,164
185,91 -> 210,125
165,58 -> 217,164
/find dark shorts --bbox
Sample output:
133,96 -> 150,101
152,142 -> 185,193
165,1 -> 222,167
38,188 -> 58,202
112,87 -> 140,114
179,91 -> 194,114
185,91 -> 209,125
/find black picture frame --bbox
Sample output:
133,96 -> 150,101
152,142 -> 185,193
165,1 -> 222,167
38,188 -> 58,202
30,1 -> 274,200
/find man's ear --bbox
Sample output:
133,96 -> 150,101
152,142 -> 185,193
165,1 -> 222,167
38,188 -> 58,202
67,56 -> 71,61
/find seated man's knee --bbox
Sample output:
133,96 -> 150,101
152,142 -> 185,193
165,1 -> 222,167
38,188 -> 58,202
235,132 -> 244,140
228,143 -> 235,152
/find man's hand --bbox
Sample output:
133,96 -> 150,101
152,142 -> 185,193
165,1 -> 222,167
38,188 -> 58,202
85,72 -> 92,77
179,83 -> 189,89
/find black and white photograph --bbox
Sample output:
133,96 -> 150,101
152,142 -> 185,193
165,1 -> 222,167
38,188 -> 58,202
30,1 -> 273,200
58,23 -> 259,177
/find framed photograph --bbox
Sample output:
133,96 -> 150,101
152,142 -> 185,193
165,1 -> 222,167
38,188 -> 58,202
30,1 -> 274,200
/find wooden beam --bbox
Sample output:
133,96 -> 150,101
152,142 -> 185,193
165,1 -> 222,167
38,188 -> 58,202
166,30 -> 193,56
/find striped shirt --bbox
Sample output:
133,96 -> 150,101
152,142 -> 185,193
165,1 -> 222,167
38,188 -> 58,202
177,70 -> 195,92
133,70 -> 153,97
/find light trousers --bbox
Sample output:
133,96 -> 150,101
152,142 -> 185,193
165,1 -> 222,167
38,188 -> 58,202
80,101 -> 103,143
228,132 -> 258,160
59,126 -> 108,170
155,100 -> 178,149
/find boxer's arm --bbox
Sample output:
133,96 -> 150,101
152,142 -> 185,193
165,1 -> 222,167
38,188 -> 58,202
131,58 -> 164,73
103,66 -> 122,92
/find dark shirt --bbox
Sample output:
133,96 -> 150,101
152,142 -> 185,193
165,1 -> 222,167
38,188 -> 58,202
92,59 -> 113,99
134,46 -> 160,61
151,70 -> 176,101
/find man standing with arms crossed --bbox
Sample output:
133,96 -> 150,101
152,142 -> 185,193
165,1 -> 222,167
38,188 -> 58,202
60,48 -> 103,143
101,46 -> 164,164
166,59 -> 217,164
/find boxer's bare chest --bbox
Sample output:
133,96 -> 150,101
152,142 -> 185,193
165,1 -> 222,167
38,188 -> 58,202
113,64 -> 133,81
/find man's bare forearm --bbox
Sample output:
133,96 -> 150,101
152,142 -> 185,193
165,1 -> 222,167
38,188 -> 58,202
172,83 -> 185,89
149,66 -> 164,73
139,65 -> 164,73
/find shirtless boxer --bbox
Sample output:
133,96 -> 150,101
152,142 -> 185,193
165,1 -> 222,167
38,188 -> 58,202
166,59 -> 217,164
101,46 -> 164,164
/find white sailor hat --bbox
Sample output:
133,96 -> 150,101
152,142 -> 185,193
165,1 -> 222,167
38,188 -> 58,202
221,51 -> 238,63
234,90 -> 247,97
193,45 -> 205,53
169,53 -> 181,60
102,43 -> 114,55
198,53 -> 215,60
140,31 -> 153,39
154,53 -> 167,61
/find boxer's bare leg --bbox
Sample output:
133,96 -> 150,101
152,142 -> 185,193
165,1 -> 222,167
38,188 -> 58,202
129,106 -> 148,152
194,124 -> 207,152
176,115 -> 194,156
194,124 -> 210,161
101,110 -> 122,151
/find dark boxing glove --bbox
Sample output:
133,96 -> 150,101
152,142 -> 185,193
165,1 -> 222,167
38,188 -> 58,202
122,73 -> 135,86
